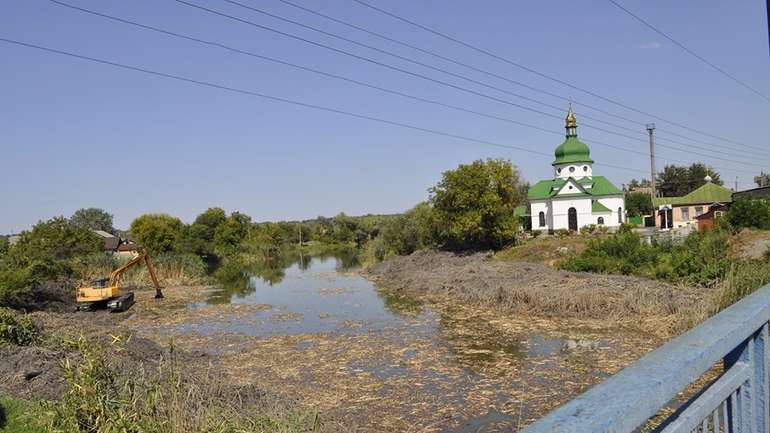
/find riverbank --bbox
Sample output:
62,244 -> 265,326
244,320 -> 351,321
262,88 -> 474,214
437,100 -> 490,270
365,250 -> 716,337
0,252 -> 701,432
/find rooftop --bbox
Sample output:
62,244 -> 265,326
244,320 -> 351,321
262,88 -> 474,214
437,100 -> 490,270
652,182 -> 733,206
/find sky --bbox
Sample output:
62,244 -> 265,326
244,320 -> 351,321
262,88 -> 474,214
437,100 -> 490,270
2,0 -> 769,232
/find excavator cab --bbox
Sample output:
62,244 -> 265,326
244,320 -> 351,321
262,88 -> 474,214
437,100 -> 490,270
76,249 -> 163,312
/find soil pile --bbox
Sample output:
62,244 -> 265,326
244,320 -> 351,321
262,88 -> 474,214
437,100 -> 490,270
366,250 -> 712,334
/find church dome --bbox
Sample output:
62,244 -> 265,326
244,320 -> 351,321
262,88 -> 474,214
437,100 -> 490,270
553,103 -> 594,166
553,136 -> 594,166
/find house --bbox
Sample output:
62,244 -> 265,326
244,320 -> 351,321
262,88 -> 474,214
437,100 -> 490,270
528,105 -> 625,233
115,240 -> 141,258
695,203 -> 729,233
652,179 -> 733,229
733,185 -> 770,200
93,230 -> 120,251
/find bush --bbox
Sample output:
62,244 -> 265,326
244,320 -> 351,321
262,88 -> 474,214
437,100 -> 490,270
0,308 -> 38,346
380,202 -> 435,256
579,224 -> 597,235
11,217 -> 102,266
122,253 -> 207,287
716,261 -> 770,312
554,229 -> 570,238
69,253 -> 118,282
728,198 -> 770,230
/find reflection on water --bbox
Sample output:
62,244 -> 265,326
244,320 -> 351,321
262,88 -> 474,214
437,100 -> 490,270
191,252 -> 432,336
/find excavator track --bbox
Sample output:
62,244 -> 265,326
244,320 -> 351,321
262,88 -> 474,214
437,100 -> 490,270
106,292 -> 135,312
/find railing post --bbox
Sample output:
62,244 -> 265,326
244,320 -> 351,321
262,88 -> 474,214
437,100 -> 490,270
724,323 -> 768,433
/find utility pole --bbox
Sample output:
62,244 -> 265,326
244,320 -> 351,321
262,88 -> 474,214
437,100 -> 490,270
735,176 -> 739,191
646,123 -> 657,199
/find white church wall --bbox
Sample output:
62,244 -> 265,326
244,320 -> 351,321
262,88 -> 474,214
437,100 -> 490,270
530,200 -> 551,232
597,197 -> 625,227
551,198 -> 593,230
556,179 -> 583,196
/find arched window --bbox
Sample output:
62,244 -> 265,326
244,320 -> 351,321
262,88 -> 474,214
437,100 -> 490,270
618,207 -> 623,224
597,217 -> 605,225
538,211 -> 546,227
583,166 -> 588,172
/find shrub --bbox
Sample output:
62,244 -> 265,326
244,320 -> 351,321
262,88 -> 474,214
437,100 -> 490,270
554,229 -> 570,238
0,308 -> 38,346
380,202 -> 435,256
765,246 -> 770,262
727,198 -> 770,230
579,224 -> 597,235
122,253 -> 207,287
11,217 -> 102,265
69,253 -> 118,282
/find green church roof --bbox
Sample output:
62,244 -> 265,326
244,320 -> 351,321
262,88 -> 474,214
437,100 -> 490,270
553,136 -> 594,166
591,200 -> 611,213
528,176 -> 623,200
652,182 -> 733,206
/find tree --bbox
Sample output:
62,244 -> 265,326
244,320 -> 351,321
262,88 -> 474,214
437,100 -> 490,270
429,159 -> 526,250
755,172 -> 770,187
12,217 -> 103,265
657,163 -> 722,197
193,207 -> 227,241
381,202 -> 435,255
130,214 -> 183,254
69,208 -> 115,233
213,212 -> 252,255
625,192 -> 653,217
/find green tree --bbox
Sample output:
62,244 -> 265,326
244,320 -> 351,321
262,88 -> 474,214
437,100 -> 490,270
728,198 -> 770,230
625,192 -> 653,217
213,212 -> 252,255
193,208 -> 227,241
381,202 -> 435,255
69,208 -> 115,233
129,214 -> 183,254
12,217 -> 103,265
429,159 -> 526,250
657,163 -> 721,197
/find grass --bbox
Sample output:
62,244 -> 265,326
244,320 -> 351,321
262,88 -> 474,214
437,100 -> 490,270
495,235 -> 589,267
47,336 -> 325,433
0,398 -> 46,433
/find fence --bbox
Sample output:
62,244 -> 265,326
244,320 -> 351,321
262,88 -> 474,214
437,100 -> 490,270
521,282 -> 770,433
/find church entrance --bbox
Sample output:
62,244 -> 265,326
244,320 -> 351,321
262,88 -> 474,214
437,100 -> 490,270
568,207 -> 578,231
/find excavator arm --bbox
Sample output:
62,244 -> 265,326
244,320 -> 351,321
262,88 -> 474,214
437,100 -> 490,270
108,249 -> 164,299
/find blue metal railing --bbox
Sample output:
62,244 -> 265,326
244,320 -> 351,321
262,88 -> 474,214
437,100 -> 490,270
521,283 -> 770,433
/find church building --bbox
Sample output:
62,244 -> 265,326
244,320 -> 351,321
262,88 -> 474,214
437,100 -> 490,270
528,106 -> 625,233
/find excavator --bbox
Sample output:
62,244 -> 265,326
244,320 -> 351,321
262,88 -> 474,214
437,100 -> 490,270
76,249 -> 163,312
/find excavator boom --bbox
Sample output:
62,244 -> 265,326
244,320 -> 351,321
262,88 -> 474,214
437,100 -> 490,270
76,248 -> 163,311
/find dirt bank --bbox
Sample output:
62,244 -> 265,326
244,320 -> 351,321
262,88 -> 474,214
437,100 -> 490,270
365,250 -> 714,336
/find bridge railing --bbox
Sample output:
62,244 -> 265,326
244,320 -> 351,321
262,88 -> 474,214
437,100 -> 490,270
521,283 -> 770,433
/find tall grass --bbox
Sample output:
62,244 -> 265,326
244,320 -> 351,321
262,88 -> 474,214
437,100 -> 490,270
72,253 -> 209,287
47,337 -> 324,433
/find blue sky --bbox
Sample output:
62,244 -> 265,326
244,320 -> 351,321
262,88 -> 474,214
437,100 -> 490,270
2,0 -> 769,232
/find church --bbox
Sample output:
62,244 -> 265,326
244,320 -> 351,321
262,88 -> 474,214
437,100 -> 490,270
528,106 -> 625,233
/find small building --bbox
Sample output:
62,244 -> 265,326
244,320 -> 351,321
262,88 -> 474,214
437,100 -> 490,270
93,230 -> 120,251
115,241 -> 141,258
652,180 -> 733,229
733,185 -> 770,201
528,105 -> 625,233
695,203 -> 728,233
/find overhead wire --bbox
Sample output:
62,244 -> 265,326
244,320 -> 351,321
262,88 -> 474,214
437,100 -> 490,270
351,0 -> 770,154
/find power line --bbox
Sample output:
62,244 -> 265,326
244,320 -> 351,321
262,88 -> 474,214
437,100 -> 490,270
607,0 -> 770,104
214,0 -> 653,138
351,0 -> 770,154
171,0 -> 767,171
1,37 -> 754,189
47,0 -> 768,172
270,0 -> 770,161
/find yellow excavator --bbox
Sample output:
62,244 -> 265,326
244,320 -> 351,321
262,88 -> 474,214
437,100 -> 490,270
76,249 -> 163,312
